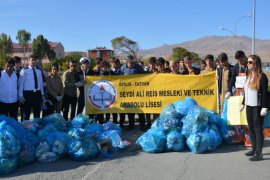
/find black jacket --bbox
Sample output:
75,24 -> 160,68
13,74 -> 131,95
217,64 -> 236,94
242,73 -> 269,108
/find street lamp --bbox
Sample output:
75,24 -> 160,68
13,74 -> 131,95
219,26 -> 235,52
219,14 -> 252,52
235,14 -> 252,50
252,0 -> 256,55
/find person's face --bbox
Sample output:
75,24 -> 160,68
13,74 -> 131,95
15,61 -> 21,69
170,63 -> 178,72
51,67 -> 58,76
70,63 -> 77,72
100,66 -> 108,72
205,59 -> 212,66
184,60 -> 192,68
5,63 -> 14,74
111,62 -> 117,69
127,61 -> 135,68
179,61 -> 184,67
149,63 -> 156,70
81,62 -> 90,70
238,57 -> 247,66
219,60 -> 228,68
29,58 -> 36,67
247,57 -> 254,70
157,64 -> 165,71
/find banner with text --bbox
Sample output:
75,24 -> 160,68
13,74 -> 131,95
85,71 -> 217,114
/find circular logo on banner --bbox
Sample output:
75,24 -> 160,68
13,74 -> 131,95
87,80 -> 117,109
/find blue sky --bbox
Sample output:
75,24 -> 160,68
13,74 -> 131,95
0,0 -> 269,51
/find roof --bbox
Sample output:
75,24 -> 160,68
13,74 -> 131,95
12,42 -> 61,49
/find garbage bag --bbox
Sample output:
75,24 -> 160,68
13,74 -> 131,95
22,120 -> 40,134
68,128 -> 86,139
264,111 -> 270,128
181,105 -> 209,138
0,121 -> 21,158
136,128 -> 166,153
18,144 -> 35,166
42,113 -> 69,131
37,124 -> 58,140
166,130 -> 185,152
160,104 -> 182,119
46,132 -> 71,156
0,157 -> 18,175
68,137 -> 99,161
35,142 -> 59,163
186,132 -> 211,154
1,116 -> 28,145
221,99 -> 228,120
100,130 -> 129,152
206,125 -> 222,151
103,122 -> 121,134
71,114 -> 92,128
174,97 -> 198,116
151,117 -> 161,129
159,116 -> 182,132
84,123 -> 103,137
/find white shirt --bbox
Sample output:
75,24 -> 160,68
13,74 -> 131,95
0,70 -> 18,103
244,77 -> 258,106
19,66 -> 44,96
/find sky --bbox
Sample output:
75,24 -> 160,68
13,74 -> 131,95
0,0 -> 269,52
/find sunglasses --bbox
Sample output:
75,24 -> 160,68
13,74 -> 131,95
247,61 -> 254,64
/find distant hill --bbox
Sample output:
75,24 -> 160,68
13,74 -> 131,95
138,36 -> 270,62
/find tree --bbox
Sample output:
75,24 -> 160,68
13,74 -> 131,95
0,33 -> 13,67
16,29 -> 31,62
111,36 -> 139,60
171,47 -> 201,63
32,35 -> 56,61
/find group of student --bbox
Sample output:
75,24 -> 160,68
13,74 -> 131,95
0,51 -> 268,161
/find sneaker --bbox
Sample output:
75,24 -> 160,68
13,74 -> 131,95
249,154 -> 263,161
245,149 -> 255,156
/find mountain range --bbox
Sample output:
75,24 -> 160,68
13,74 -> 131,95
138,36 -> 270,62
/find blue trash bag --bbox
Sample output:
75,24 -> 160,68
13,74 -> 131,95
206,124 -> 222,151
136,127 -> 167,153
71,114 -> 92,128
221,99 -> 228,120
24,131 -> 40,148
0,121 -> 21,158
68,137 -> 99,161
35,142 -> 60,163
186,132 -> 211,154
160,104 -> 182,119
166,130 -> 185,152
151,117 -> 161,129
101,130 -> 129,152
18,144 -> 36,166
181,105 -> 209,138
22,120 -> 40,134
174,97 -> 198,116
46,132 -> 71,156
159,116 -> 182,132
264,111 -> 270,128
0,156 -> 18,175
42,113 -> 69,131
1,116 -> 28,145
103,122 -> 121,134
68,128 -> 86,139
84,123 -> 104,137
37,124 -> 58,140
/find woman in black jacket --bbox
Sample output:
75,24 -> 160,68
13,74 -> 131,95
241,55 -> 268,161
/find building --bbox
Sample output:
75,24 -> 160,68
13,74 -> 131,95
12,42 -> 64,62
87,47 -> 114,61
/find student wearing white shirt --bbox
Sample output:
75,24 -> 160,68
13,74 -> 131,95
0,58 -> 19,120
19,54 -> 45,120
241,55 -> 269,161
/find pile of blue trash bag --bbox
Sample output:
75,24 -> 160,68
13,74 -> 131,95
0,113 -> 129,174
137,97 -> 229,154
